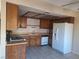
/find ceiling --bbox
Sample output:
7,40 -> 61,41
19,0 -> 78,19
19,6 -> 69,19
22,11 -> 63,19
43,0 -> 79,11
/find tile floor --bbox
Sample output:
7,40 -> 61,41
27,46 -> 79,59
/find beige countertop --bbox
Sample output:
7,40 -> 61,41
12,33 -> 49,36
6,33 -> 49,46
6,41 -> 28,46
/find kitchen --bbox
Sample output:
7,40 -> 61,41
6,2 -> 74,59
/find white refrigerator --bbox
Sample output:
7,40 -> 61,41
52,23 -> 73,54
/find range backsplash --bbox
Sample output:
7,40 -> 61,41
12,18 -> 49,34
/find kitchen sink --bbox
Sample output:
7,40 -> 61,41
10,34 -> 29,42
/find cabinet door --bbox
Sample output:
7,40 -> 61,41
6,3 -> 18,30
30,38 -> 36,47
6,44 -> 26,59
16,45 -> 26,59
40,19 -> 49,29
6,46 -> 18,59
35,36 -> 40,46
30,36 -> 40,47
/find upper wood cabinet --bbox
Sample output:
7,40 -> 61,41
18,16 -> 27,28
40,19 -> 49,29
53,17 -> 74,23
6,3 -> 18,30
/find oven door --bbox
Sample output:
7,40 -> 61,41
41,35 -> 48,45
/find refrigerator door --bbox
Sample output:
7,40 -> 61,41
63,23 -> 73,54
52,23 -> 59,50
52,23 -> 65,52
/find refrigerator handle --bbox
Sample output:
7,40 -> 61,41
53,32 -> 56,40
54,33 -> 56,40
54,28 -> 58,40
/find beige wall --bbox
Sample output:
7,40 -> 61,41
0,0 -> 1,13
72,13 -> 79,55
0,0 -> 6,59
0,0 -> 1,40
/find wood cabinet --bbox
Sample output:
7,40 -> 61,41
53,17 -> 74,23
48,20 -> 53,47
6,44 -> 26,59
29,36 -> 40,47
40,19 -> 49,29
6,3 -> 18,30
25,39 -> 30,47
18,16 -> 27,28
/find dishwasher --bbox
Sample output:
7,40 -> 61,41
41,35 -> 48,45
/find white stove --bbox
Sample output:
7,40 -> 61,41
41,35 -> 48,45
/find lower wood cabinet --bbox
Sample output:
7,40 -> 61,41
6,44 -> 26,59
29,36 -> 40,47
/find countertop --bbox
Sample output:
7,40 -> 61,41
12,33 -> 49,36
6,33 -> 49,46
6,41 -> 28,46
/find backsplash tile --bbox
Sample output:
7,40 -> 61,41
12,18 -> 49,34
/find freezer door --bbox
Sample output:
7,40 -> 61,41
52,23 -> 59,50
52,23 -> 65,52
